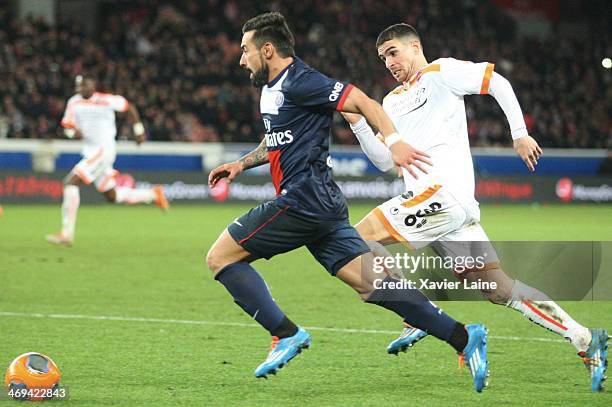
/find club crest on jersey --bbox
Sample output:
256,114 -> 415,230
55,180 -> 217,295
275,93 -> 284,106
261,89 -> 286,115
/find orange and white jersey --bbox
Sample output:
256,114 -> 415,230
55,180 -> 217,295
61,92 -> 129,158
382,57 -> 496,222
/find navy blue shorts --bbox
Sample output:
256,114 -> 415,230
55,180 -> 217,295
227,201 -> 370,275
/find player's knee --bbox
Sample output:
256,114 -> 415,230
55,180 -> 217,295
352,280 -> 375,301
205,248 -> 220,274
336,256 -> 376,300
205,246 -> 231,275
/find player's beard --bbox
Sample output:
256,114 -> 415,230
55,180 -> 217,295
250,55 -> 269,88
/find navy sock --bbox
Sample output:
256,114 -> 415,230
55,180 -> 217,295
216,262 -> 297,338
447,323 -> 469,353
366,276 -> 464,348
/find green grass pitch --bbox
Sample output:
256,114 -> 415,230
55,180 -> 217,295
0,203 -> 611,405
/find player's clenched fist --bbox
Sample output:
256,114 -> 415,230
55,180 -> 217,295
389,141 -> 432,179
513,135 -> 542,172
208,161 -> 244,188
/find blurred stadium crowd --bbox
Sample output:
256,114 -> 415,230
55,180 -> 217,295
0,0 -> 609,148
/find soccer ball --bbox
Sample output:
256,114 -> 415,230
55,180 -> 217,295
4,353 -> 61,401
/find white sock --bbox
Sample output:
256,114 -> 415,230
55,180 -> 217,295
115,187 -> 156,204
507,280 -> 592,352
61,185 -> 80,239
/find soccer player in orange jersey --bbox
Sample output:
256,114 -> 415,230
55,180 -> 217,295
343,23 -> 608,391
46,75 -> 169,246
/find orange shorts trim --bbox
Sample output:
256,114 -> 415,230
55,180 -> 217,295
401,184 -> 442,209
372,207 -> 406,243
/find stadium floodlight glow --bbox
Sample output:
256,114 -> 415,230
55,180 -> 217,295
602,58 -> 612,69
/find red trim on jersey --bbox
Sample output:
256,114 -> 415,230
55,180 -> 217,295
238,206 -> 290,245
335,84 -> 355,111
268,150 -> 284,196
522,300 -> 568,331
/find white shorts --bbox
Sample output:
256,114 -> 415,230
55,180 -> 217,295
71,147 -> 118,192
372,184 -> 499,268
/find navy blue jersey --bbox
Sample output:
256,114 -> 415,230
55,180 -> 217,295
260,57 -> 354,220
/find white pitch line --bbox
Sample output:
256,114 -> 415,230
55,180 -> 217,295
0,311 -> 565,344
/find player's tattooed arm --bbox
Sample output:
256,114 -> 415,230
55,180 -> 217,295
208,138 -> 268,188
239,138 -> 269,170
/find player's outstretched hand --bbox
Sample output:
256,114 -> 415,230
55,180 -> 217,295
389,141 -> 432,179
208,161 -> 244,188
514,135 -> 542,172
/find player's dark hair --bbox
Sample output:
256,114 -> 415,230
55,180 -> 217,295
376,24 -> 420,48
242,12 -> 295,58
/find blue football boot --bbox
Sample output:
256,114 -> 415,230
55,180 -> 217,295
461,324 -> 489,393
579,328 -> 608,392
387,324 -> 428,355
254,327 -> 311,378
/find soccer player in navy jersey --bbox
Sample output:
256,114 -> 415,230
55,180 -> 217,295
206,12 -> 489,391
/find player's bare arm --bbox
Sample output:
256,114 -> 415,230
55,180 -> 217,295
239,137 -> 269,170
126,103 -> 146,145
208,138 -> 268,188
340,90 -> 431,179
514,135 -> 542,172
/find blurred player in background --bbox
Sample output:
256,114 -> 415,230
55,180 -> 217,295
46,75 -> 169,246
207,12 -> 490,392
343,23 -> 608,391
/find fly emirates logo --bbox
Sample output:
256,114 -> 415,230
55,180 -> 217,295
264,118 -> 294,148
